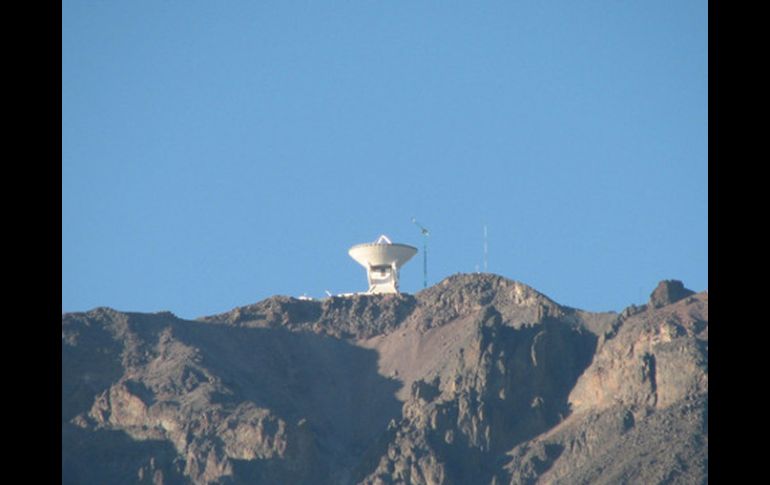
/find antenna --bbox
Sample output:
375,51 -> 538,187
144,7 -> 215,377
483,224 -> 488,273
411,217 -> 430,288
348,235 -> 417,294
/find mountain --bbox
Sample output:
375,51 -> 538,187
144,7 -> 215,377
62,274 -> 707,484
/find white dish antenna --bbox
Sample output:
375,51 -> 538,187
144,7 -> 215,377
349,235 -> 417,294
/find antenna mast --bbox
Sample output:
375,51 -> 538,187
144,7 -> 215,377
483,224 -> 488,273
411,217 -> 430,288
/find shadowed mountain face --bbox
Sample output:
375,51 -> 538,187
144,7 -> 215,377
62,274 -> 707,484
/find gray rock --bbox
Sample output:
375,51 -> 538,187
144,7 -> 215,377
649,280 -> 696,308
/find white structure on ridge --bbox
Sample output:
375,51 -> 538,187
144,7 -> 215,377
348,235 -> 417,294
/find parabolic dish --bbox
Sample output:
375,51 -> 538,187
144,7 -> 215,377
349,242 -> 417,268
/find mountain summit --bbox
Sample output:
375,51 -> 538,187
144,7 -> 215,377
62,274 -> 708,484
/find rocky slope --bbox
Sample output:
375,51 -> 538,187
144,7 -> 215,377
62,274 -> 707,484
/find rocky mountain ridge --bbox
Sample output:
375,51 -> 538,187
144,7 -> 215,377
62,274 -> 707,484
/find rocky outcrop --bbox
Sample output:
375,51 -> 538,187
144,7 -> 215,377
200,293 -> 417,340
62,274 -> 707,484
649,279 -> 696,309
507,290 -> 708,485
358,307 -> 597,485
63,309 -> 399,484
569,291 -> 707,412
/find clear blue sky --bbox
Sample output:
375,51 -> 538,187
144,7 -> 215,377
63,1 -> 708,319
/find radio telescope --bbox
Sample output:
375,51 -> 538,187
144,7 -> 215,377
348,235 -> 417,294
